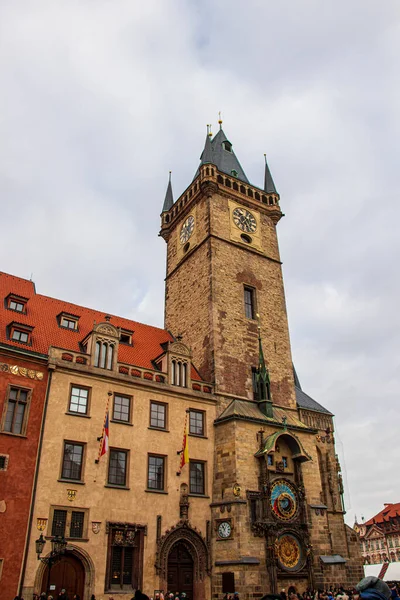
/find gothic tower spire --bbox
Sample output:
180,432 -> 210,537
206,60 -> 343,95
256,316 -> 273,418
264,154 -> 278,194
162,171 -> 174,213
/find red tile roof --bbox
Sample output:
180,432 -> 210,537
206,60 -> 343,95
0,272 -> 202,380
365,503 -> 400,526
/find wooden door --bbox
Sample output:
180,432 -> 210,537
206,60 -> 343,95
41,553 -> 85,599
167,543 -> 194,599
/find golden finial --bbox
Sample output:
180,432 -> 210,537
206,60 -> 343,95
208,124 -> 213,137
264,153 -> 267,164
218,111 -> 223,129
256,313 -> 261,333
169,170 -> 172,181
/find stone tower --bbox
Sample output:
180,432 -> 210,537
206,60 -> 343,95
161,125 -> 294,408
160,125 -> 363,596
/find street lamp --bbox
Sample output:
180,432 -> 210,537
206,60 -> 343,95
35,534 -> 67,593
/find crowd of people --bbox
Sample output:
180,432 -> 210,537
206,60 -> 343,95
258,579 -> 400,600
10,576 -> 400,600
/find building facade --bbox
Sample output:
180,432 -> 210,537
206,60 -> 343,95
1,125 -> 363,600
0,274 -> 49,600
355,503 -> 400,565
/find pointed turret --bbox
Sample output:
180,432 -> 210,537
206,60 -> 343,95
264,155 -> 278,194
210,128 -> 249,183
256,318 -> 273,418
199,125 -> 213,165
162,172 -> 174,213
194,121 -> 249,183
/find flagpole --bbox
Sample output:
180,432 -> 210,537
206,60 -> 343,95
95,392 -> 112,464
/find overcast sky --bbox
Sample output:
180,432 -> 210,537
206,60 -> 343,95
1,0 -> 399,525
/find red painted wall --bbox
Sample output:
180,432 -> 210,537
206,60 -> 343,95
0,351 -> 48,599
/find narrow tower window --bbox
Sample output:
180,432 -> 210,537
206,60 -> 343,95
244,286 -> 256,319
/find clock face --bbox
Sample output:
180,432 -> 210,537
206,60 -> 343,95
275,533 -> 304,572
232,207 -> 257,233
180,215 -> 195,244
218,521 -> 232,539
270,480 -> 298,521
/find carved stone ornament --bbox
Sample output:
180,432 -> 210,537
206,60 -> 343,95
67,489 -> 77,502
169,341 -> 190,356
94,322 -> 119,338
180,483 -> 190,520
91,521 -> 101,534
37,518 -> 48,532
155,520 -> 210,581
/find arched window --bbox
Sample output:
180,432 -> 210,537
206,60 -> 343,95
95,341 -> 114,370
171,359 -> 188,387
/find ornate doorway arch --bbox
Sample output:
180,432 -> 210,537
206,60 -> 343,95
34,544 -> 95,600
155,521 -> 210,599
167,542 -> 194,599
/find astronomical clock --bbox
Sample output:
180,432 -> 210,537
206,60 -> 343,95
249,432 -> 314,591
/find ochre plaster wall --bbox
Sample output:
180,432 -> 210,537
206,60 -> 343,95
22,367 -> 216,600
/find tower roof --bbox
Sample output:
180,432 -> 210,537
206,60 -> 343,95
195,127 -> 249,184
162,173 -> 174,213
264,156 -> 278,194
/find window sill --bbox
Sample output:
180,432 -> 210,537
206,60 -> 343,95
104,484 -> 130,490
65,412 -> 91,419
148,426 -> 169,433
110,419 -> 133,427
189,433 -> 208,439
145,489 -> 168,495
0,431 -> 27,438
58,478 -> 85,485
188,493 -> 210,498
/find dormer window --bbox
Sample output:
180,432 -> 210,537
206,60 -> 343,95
59,314 -> 79,330
167,341 -> 192,389
120,330 -> 133,345
9,322 -> 33,345
223,141 -> 232,152
6,295 -> 27,314
231,169 -> 238,177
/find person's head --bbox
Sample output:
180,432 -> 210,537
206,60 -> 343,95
356,578 -> 391,600
47,596 -> 53,600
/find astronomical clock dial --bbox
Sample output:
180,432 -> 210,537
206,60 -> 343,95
275,533 -> 304,572
232,207 -> 257,233
270,480 -> 298,521
180,215 -> 195,244
217,521 -> 232,539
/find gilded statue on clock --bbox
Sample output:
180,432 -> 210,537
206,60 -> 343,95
270,480 -> 298,521
232,207 -> 257,233
180,215 -> 195,244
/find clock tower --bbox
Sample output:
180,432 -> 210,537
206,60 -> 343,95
160,124 -> 363,597
160,124 -> 296,409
